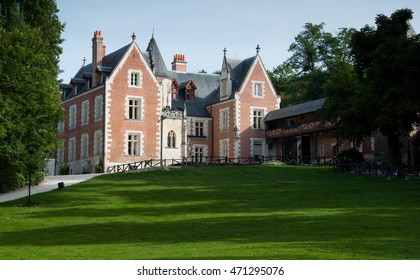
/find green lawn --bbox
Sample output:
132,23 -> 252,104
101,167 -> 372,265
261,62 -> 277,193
0,165 -> 419,259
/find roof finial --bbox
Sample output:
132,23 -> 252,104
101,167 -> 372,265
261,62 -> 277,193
82,57 -> 86,66
132,32 -> 136,42
223,47 -> 227,57
152,23 -> 155,38
256,45 -> 260,54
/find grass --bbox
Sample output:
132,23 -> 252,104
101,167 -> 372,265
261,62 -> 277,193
0,165 -> 419,260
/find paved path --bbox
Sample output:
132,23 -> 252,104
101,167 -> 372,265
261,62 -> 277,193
0,173 -> 103,204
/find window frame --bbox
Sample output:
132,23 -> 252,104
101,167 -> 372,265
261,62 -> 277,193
252,81 -> 264,98
81,134 -> 89,159
129,70 -> 142,88
81,100 -> 89,125
126,97 -> 143,120
220,109 -> 229,132
69,105 -> 77,129
94,95 -> 103,121
126,132 -> 141,156
167,130 -> 176,148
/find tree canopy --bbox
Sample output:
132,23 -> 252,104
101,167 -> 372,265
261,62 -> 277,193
268,23 -> 355,107
0,0 -> 64,192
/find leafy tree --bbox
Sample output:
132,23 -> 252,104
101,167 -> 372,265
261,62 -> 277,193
0,0 -> 64,192
269,24 -> 356,107
350,8 -> 420,164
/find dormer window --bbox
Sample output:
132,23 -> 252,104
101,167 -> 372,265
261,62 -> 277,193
186,87 -> 195,101
180,80 -> 196,101
172,80 -> 178,100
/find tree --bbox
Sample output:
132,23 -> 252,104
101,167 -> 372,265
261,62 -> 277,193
269,24 -> 356,107
350,9 -> 420,164
0,0 -> 64,192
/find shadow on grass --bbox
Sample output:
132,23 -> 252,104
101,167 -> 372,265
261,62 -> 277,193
1,166 -> 419,259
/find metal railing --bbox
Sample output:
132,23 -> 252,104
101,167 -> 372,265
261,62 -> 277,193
106,155 -> 335,173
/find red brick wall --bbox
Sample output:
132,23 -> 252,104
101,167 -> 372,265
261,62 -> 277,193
238,57 -> 279,157
106,45 -> 160,165
61,86 -> 105,164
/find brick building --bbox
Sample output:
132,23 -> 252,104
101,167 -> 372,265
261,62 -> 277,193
265,98 -> 374,163
58,31 -> 280,173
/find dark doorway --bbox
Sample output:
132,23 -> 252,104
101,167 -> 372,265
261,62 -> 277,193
282,137 -> 297,163
302,136 -> 311,163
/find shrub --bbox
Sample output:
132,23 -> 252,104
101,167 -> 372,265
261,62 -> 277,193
0,171 -> 25,193
338,148 -> 364,163
59,163 -> 69,175
32,171 -> 45,185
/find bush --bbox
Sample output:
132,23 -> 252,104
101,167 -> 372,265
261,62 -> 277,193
338,148 -> 364,163
32,171 -> 45,185
0,171 -> 25,193
59,163 -> 69,175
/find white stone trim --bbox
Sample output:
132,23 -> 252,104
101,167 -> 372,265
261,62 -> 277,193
251,80 -> 265,98
81,100 -> 89,125
250,106 -> 267,130
250,137 -> 266,157
128,69 -> 143,88
125,95 -> 144,120
219,138 -> 229,158
124,130 -> 143,156
219,108 -> 229,132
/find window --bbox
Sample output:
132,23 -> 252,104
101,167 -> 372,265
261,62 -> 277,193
167,131 -> 176,148
68,137 -> 76,162
81,134 -> 89,159
186,88 -> 195,101
127,98 -> 142,120
129,71 -> 142,87
127,132 -> 141,156
58,121 -> 65,133
94,130 -> 103,156
94,95 -> 103,120
69,105 -> 77,129
318,144 -> 325,157
81,100 -> 89,125
195,121 -> 204,137
253,140 -> 263,156
194,146 -> 204,162
253,82 -> 263,97
252,109 -> 264,129
172,80 -> 178,100
220,139 -> 229,158
220,109 -> 229,131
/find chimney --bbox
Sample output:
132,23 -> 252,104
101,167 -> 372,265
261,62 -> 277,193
171,54 -> 187,73
92,30 -> 106,86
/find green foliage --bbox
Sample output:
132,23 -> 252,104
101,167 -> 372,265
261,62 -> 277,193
0,170 -> 25,193
32,171 -> 45,185
269,24 -> 356,107
0,0 -> 64,191
337,148 -> 365,163
59,163 -> 70,175
0,166 -> 419,259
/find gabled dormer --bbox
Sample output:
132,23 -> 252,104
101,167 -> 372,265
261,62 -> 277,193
179,80 -> 196,101
171,79 -> 179,100
220,48 -> 231,100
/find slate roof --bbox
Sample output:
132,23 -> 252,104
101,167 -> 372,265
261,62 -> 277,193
62,35 -> 256,119
168,72 -> 220,117
265,98 -> 326,121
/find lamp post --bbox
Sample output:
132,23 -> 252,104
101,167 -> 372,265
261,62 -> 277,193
27,147 -> 36,204
233,125 -> 240,163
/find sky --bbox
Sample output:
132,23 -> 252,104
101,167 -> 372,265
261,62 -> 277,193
56,0 -> 420,83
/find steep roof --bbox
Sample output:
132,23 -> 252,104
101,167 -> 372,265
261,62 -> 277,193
169,71 -> 220,117
144,36 -> 169,77
265,98 -> 326,121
